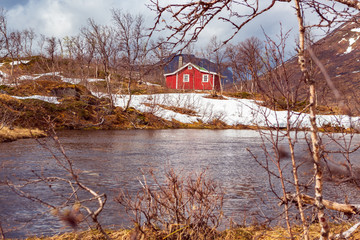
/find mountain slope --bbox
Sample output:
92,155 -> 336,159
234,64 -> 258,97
283,20 -> 360,114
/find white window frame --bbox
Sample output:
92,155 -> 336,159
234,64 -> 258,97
183,74 -> 190,82
188,65 -> 193,70
202,74 -> 209,82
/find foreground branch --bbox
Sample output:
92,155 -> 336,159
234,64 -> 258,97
335,222 -> 360,239
282,193 -> 360,215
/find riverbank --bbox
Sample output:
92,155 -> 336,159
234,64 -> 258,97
0,126 -> 46,143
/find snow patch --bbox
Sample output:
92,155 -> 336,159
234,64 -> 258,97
10,60 -> 30,66
344,35 -> 359,54
62,77 -> 106,84
88,78 -> 105,82
351,28 -> 360,33
338,38 -> 347,43
143,82 -> 161,87
33,72 -> 62,79
0,60 -> 30,67
18,75 -> 34,80
0,70 -> 8,84
344,31 -> 360,54
0,70 -> 8,78
62,77 -> 81,84
13,95 -> 60,104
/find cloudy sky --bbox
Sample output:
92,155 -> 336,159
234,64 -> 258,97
2,0 -> 307,53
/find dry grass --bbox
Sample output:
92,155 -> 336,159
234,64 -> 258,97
246,223 -> 360,240
27,229 -> 131,240
24,223 -> 360,240
0,126 -> 47,143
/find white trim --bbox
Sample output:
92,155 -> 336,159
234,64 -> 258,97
164,62 -> 217,76
176,73 -> 178,89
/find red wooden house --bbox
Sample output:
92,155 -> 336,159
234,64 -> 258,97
164,62 -> 221,91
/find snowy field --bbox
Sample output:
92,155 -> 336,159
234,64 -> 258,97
1,68 -> 359,129
113,93 -> 360,129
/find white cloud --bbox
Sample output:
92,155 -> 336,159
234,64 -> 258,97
6,0 -> 151,38
3,0 -> 342,56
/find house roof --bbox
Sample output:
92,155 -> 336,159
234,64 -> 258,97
162,54 -> 233,83
164,62 -> 218,76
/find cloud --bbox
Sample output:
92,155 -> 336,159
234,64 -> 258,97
6,0 -> 151,38
3,0 -> 331,57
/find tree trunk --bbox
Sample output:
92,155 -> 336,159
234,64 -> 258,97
106,74 -> 114,109
124,71 -> 133,112
294,0 -> 329,238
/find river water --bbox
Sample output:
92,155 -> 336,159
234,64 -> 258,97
0,129 -> 359,238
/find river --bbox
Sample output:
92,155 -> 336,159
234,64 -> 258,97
0,129 -> 359,238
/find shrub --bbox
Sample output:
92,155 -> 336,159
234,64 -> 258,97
116,169 -> 224,239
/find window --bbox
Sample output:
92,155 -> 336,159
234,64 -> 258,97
202,74 -> 209,82
188,65 -> 193,70
183,74 -> 190,82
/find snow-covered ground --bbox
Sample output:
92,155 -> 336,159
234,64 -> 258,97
114,93 -> 360,129
1,69 -> 359,129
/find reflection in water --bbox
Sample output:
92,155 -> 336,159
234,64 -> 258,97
0,129 -> 359,238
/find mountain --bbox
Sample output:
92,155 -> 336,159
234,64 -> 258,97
283,20 -> 360,114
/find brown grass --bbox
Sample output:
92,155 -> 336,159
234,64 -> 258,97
26,229 -> 131,240
142,103 -> 198,116
203,94 -> 228,100
0,126 -> 47,143
25,223 -> 360,240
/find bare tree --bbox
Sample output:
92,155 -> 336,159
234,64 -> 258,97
61,35 -> 95,85
226,36 -> 264,93
21,28 -> 36,57
150,37 -> 173,86
82,19 -> 117,109
226,43 -> 248,92
0,9 -> 25,85
45,36 -> 58,77
202,36 -> 227,95
112,10 -> 148,112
